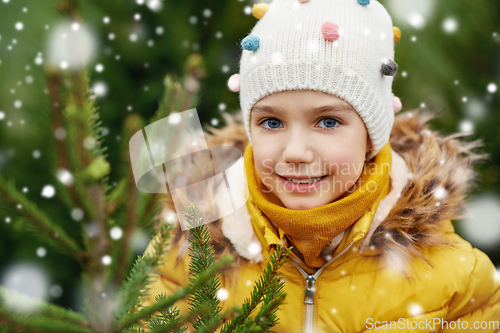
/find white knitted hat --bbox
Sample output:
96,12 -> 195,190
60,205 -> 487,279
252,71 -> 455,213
227,0 -> 402,160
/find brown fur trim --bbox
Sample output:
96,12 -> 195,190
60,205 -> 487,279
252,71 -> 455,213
153,108 -> 487,283
373,108 -> 488,281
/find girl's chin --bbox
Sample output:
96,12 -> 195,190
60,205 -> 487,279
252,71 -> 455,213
279,196 -> 333,210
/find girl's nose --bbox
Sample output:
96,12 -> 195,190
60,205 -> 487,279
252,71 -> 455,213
282,132 -> 314,165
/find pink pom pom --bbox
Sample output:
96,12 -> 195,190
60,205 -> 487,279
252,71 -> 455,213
392,94 -> 402,114
321,21 -> 340,42
228,74 -> 241,92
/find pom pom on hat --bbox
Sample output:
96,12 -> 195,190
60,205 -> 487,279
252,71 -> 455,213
357,0 -> 370,5
393,26 -> 401,44
252,3 -> 269,19
392,94 -> 402,113
321,21 -> 340,42
241,35 -> 260,51
381,59 -> 398,76
228,74 -> 241,92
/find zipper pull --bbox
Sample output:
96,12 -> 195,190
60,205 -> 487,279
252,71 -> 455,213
304,275 -> 315,305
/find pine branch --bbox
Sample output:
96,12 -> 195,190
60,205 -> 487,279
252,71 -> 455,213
183,204 -> 224,331
147,294 -> 187,333
219,245 -> 291,333
114,223 -> 174,321
0,174 -> 83,261
115,255 -> 231,333
152,74 -> 178,123
63,86 -> 97,221
0,288 -> 93,333
0,309 -> 93,333
46,71 -> 88,219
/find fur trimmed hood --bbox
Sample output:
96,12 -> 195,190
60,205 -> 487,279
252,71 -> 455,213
158,108 -> 486,273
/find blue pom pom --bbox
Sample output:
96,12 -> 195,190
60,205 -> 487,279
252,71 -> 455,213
241,35 -> 260,51
357,0 -> 370,5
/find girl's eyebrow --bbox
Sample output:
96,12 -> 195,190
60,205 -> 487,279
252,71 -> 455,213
251,104 -> 355,115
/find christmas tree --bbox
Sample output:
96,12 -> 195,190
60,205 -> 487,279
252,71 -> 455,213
0,2 -> 291,327
0,62 -> 291,330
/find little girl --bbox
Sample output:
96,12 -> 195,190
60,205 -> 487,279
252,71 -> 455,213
140,0 -> 500,332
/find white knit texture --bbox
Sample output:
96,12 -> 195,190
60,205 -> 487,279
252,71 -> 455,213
238,0 -> 396,159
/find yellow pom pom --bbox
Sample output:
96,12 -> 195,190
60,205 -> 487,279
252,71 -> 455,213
252,3 -> 269,19
393,26 -> 401,44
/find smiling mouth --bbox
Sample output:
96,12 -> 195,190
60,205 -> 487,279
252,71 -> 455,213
279,175 -> 327,184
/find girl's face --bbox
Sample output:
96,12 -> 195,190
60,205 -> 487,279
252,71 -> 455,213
250,90 -> 371,210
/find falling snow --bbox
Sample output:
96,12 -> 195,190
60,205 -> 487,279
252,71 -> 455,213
432,186 -> 448,200
443,18 -> 458,33
49,285 -> 63,298
1,264 -> 49,312
487,83 -> 497,94
56,168 -> 74,186
147,0 -> 163,12
92,82 -> 108,97
460,195 -> 500,248
110,226 -> 123,240
41,185 -> 56,198
36,247 -> 47,257
217,288 -> 229,301
189,16 -> 198,25
247,242 -> 261,255
459,120 -> 474,133
407,302 -> 424,316
71,208 -> 84,221
101,255 -> 112,265
54,127 -> 67,140
203,9 -> 212,18
13,100 -> 22,108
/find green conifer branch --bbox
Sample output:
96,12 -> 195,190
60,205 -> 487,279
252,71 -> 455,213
0,309 -> 93,333
45,71 -> 90,219
147,294 -> 187,333
0,288 -> 93,333
0,174 -> 83,261
219,245 -> 291,333
0,287 -> 88,327
116,256 -> 231,332
152,74 -> 178,123
183,204 -> 224,331
114,223 -> 173,321
63,96 -> 97,221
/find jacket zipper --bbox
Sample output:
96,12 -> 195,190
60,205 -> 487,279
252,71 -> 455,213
290,242 -> 354,333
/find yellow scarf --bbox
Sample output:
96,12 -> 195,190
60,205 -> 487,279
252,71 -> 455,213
243,142 -> 392,268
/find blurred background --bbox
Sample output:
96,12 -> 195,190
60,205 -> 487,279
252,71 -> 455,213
0,0 -> 499,312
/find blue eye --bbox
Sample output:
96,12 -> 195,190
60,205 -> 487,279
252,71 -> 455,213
260,118 -> 283,130
318,118 -> 340,129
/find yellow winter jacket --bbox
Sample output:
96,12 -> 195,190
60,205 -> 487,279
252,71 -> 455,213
140,110 -> 500,333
